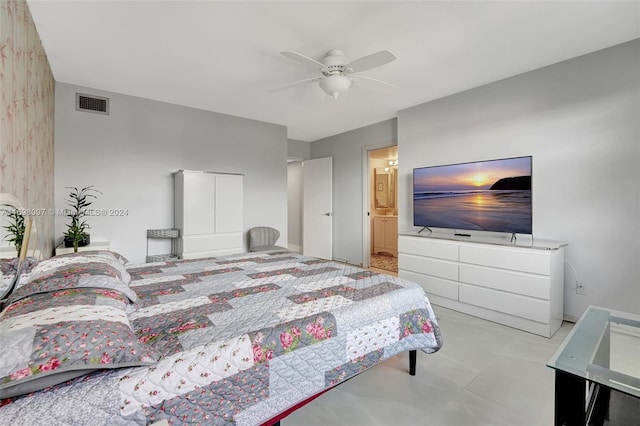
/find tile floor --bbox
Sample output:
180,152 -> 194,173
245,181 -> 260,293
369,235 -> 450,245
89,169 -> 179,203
283,305 -> 574,426
369,253 -> 398,273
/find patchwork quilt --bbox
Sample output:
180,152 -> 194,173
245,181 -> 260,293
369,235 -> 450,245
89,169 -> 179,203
0,251 -> 442,425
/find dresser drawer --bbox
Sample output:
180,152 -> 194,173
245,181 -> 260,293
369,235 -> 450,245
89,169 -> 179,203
460,264 -> 550,299
182,232 -> 242,253
459,284 -> 549,324
399,253 -> 458,281
459,244 -> 550,275
399,236 -> 458,261
399,270 -> 459,300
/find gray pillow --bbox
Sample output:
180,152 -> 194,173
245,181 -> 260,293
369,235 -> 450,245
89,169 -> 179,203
0,287 -> 157,399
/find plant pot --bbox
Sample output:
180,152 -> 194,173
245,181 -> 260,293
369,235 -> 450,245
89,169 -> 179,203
64,234 -> 90,248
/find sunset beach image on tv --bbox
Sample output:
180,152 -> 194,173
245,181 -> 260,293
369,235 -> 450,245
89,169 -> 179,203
413,156 -> 532,234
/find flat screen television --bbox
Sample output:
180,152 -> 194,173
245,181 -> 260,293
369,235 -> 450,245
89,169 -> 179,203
413,156 -> 532,234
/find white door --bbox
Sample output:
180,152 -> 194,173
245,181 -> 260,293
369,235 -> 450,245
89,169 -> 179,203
182,172 -> 215,236
303,157 -> 332,259
214,174 -> 243,233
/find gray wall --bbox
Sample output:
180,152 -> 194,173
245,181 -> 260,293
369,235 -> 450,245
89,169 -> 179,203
311,119 -> 397,265
287,139 -> 311,160
55,83 -> 288,263
399,40 -> 640,318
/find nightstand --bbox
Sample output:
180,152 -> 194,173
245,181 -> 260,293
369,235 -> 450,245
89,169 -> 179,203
55,241 -> 110,255
0,247 -> 42,259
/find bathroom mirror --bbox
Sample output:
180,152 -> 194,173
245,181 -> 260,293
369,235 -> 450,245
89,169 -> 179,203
375,167 -> 397,209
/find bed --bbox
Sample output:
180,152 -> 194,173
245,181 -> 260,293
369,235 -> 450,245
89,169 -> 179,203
0,249 -> 442,425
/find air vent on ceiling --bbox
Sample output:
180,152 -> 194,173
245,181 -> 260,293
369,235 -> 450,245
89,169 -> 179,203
76,93 -> 109,115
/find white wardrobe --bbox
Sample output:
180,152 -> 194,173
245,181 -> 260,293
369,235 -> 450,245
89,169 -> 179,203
174,170 -> 243,259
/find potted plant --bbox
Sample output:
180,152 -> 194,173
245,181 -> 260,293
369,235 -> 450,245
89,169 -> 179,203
63,186 -> 102,252
1,205 -> 25,256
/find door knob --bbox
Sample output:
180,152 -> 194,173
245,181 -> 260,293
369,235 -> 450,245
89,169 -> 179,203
323,212 -> 332,216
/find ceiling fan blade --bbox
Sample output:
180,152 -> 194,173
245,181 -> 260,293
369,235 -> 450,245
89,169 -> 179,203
281,51 -> 327,71
345,50 -> 397,73
349,74 -> 398,88
270,76 -> 322,92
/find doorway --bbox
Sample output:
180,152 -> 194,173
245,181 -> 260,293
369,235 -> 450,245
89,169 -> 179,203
365,146 -> 398,273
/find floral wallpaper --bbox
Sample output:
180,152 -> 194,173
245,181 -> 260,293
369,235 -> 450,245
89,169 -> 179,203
0,0 -> 55,258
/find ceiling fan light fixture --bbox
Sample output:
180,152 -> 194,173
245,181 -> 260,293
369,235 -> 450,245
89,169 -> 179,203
319,75 -> 352,99
278,49 -> 396,98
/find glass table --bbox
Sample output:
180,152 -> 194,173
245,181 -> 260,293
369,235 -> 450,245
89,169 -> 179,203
547,306 -> 640,425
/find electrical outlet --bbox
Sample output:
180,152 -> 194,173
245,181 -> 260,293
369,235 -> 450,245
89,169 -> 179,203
576,281 -> 586,295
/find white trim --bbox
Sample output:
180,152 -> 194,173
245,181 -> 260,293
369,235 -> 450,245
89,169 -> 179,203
361,143 -> 397,269
361,148 -> 370,268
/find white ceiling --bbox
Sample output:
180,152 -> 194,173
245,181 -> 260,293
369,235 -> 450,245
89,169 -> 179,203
27,1 -> 639,142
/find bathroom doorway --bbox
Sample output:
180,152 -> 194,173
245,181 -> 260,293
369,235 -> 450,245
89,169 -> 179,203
367,146 -> 398,273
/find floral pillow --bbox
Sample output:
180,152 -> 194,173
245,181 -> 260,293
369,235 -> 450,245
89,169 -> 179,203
8,256 -> 137,306
26,254 -> 131,284
0,287 -> 158,399
1,257 -> 38,301
0,257 -> 38,278
55,250 -> 129,265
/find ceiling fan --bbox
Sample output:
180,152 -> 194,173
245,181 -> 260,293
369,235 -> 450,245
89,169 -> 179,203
275,49 -> 397,99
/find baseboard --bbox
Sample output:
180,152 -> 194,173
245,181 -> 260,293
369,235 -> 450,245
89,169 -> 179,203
563,314 -> 578,323
288,244 -> 302,253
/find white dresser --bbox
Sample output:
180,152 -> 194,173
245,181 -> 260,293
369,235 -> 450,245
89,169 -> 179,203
174,170 -> 243,259
399,233 -> 566,337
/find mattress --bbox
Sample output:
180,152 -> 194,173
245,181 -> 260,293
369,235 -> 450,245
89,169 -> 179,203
0,250 -> 442,425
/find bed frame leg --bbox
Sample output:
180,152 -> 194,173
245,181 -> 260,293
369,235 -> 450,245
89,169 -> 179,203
409,350 -> 417,376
